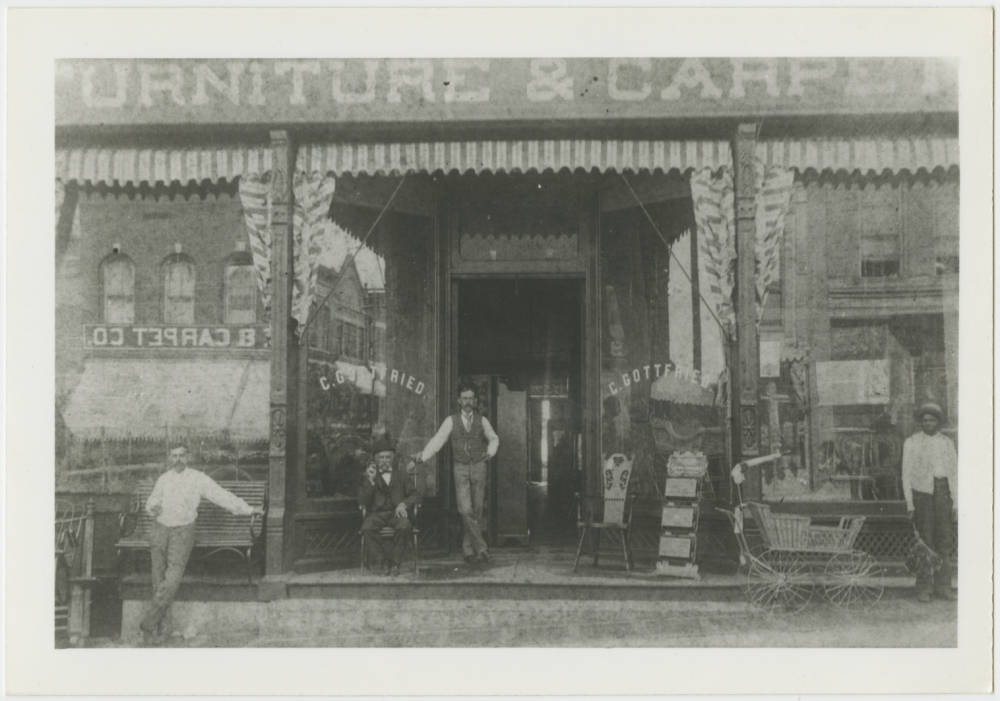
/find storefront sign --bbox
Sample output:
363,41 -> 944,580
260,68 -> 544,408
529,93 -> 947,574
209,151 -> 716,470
56,58 -> 956,126
84,324 -> 266,349
608,362 -> 704,395
317,366 -> 425,395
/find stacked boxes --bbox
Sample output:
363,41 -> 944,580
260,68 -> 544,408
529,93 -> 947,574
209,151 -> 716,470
656,451 -> 708,579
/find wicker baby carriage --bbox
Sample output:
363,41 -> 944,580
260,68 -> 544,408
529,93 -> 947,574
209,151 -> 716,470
716,457 -> 885,612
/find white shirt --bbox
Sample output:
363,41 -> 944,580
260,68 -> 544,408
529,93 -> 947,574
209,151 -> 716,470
146,467 -> 254,527
901,431 -> 958,511
419,412 -> 499,463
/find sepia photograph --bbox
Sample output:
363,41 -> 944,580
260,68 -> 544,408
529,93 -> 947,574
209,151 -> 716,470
3,6 -> 994,697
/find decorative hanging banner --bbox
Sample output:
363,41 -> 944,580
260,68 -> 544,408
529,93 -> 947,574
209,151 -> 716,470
753,163 -> 795,324
690,167 -> 737,337
291,173 -> 337,334
237,174 -> 273,318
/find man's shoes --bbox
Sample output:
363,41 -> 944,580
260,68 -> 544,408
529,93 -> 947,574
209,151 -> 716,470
478,551 -> 491,564
389,564 -> 401,577
916,590 -> 932,603
463,555 -> 478,566
935,588 -> 956,601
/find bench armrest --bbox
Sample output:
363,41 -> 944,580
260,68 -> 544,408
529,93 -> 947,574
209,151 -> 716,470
119,511 -> 139,538
249,511 -> 264,540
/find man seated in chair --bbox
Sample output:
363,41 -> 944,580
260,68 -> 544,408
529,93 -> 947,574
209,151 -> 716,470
358,433 -> 420,576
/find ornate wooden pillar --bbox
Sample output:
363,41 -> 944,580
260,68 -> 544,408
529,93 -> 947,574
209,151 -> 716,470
266,130 -> 295,575
733,123 -> 762,496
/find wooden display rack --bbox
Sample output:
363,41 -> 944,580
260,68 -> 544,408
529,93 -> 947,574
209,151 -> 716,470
655,452 -> 708,579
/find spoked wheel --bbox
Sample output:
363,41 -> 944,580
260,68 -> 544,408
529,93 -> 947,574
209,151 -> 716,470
744,549 -> 814,613
823,551 -> 885,609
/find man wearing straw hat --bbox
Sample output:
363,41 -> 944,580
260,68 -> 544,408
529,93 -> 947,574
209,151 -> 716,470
901,402 -> 957,602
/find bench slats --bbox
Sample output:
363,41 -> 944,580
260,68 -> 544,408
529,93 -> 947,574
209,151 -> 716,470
118,479 -> 267,551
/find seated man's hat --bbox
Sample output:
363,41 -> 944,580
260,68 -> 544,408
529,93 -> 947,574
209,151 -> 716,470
371,432 -> 396,456
915,401 -> 944,422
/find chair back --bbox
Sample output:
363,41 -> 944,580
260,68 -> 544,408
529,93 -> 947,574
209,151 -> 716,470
601,453 -> 632,525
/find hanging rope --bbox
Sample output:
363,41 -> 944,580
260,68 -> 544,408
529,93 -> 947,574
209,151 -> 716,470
302,173 -> 407,334
617,172 -> 729,337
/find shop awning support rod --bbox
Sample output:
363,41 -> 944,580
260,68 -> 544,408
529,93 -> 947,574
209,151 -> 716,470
618,172 -> 729,338
302,173 -> 407,334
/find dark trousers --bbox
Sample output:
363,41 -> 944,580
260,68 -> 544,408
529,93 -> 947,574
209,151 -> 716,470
362,511 -> 412,567
141,521 -> 196,634
912,478 -> 955,594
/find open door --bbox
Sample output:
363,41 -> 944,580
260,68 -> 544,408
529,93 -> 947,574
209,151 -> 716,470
456,278 -> 582,547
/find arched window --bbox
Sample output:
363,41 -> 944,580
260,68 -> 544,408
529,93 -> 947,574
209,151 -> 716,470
161,245 -> 195,324
224,242 -> 256,324
99,246 -> 135,324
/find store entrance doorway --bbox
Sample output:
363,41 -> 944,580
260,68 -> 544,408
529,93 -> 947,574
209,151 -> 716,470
456,278 -> 583,546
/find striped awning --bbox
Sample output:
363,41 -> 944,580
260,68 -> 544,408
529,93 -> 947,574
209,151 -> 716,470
55,146 -> 272,185
55,135 -> 960,186
757,136 -> 959,173
296,140 -> 732,176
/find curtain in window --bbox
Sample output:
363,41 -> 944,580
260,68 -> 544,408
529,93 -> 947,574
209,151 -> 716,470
55,179 -> 65,226
163,259 -> 195,324
102,257 -> 135,324
291,173 -> 337,334
667,231 -> 695,373
237,174 -> 273,320
225,265 -> 257,324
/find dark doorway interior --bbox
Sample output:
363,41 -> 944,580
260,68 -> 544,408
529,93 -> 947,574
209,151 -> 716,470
457,278 -> 583,545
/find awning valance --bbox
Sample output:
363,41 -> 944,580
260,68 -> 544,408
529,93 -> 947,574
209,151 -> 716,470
61,358 -> 269,443
55,135 -> 960,186
55,146 -> 272,185
757,136 -> 958,174
297,140 -> 732,177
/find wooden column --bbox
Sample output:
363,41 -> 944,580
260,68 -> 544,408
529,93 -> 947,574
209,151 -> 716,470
733,123 -> 762,495
266,130 -> 295,575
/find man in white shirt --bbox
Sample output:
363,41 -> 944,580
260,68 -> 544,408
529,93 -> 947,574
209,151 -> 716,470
412,381 -> 499,566
139,444 -> 263,644
901,402 -> 957,603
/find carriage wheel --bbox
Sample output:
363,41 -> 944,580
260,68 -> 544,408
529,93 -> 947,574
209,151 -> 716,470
823,551 -> 885,609
744,549 -> 813,613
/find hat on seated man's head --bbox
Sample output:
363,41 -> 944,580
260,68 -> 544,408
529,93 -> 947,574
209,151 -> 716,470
371,432 -> 396,456
915,401 -> 944,422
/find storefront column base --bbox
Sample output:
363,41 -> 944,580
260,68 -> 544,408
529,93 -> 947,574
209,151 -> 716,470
257,577 -> 289,602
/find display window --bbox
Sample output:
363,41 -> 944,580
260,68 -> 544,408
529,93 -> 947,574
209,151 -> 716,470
301,206 -> 437,501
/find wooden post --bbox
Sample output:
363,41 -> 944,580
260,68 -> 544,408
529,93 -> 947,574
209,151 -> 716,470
68,499 -> 96,646
733,123 -> 762,497
266,130 -> 294,575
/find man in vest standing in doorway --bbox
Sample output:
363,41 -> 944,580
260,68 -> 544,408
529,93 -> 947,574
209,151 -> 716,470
413,381 -> 499,565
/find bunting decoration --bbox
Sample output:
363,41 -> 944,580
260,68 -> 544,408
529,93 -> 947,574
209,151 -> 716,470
237,174 -> 273,318
690,166 -> 737,338
753,164 -> 794,324
291,173 -> 337,334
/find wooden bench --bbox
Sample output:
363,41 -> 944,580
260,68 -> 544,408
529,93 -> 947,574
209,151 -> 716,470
117,467 -> 267,582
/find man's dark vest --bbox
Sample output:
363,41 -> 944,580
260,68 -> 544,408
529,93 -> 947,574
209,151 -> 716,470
450,411 -> 488,465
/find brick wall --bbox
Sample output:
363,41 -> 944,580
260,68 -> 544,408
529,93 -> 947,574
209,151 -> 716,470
55,191 -> 253,400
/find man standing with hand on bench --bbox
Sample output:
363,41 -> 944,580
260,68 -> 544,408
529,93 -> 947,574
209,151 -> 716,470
139,442 -> 264,646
